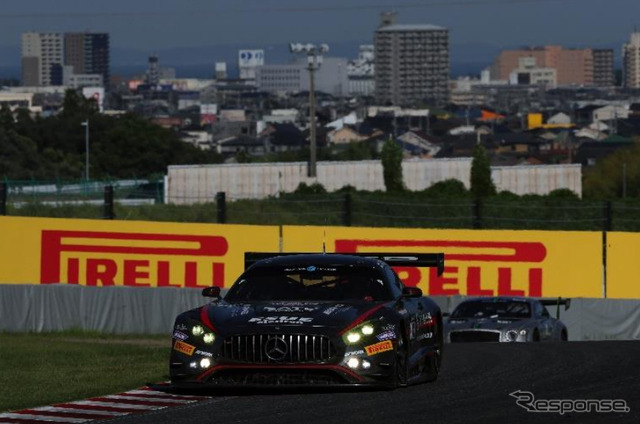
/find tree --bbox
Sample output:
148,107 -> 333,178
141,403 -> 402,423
381,137 -> 404,192
470,144 -> 496,198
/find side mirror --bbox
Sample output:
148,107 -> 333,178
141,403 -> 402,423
202,286 -> 221,298
402,286 -> 422,298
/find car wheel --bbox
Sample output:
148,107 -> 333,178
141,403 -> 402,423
395,333 -> 409,387
532,329 -> 540,342
561,329 -> 568,341
424,317 -> 443,382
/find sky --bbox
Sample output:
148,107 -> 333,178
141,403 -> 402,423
0,0 -> 638,66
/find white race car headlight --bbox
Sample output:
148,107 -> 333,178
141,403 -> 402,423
192,325 -> 205,336
203,333 -> 216,344
519,329 -> 528,336
346,332 -> 361,344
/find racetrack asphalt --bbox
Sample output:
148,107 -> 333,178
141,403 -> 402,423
106,341 -> 640,424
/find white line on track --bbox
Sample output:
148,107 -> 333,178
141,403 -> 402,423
0,412 -> 90,422
98,395 -> 193,404
67,401 -> 162,410
28,407 -> 127,416
123,390 -> 210,400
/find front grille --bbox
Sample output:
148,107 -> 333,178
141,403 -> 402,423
220,334 -> 336,363
210,369 -> 346,385
450,330 -> 500,343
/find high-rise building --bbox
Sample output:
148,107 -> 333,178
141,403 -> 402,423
64,32 -> 110,87
21,32 -> 64,86
21,32 -> 109,87
146,55 -> 160,85
374,12 -> 450,106
593,49 -> 615,87
623,31 -> 640,88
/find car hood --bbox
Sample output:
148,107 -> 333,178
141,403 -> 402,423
446,317 -> 531,332
200,300 -> 386,331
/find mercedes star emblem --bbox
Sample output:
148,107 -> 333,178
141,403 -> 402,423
265,337 -> 288,361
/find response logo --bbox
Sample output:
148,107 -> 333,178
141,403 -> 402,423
40,230 -> 228,287
335,239 -> 547,297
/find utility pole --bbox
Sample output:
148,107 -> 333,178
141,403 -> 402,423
290,43 -> 329,178
81,120 -> 90,181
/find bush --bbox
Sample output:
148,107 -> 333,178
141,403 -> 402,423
293,182 -> 327,195
422,179 -> 469,197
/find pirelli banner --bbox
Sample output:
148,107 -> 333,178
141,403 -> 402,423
0,216 -> 279,288
283,226 -> 604,298
0,216 -> 637,299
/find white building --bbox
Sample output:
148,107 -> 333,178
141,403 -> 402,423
623,31 -> 640,88
347,45 -> 375,96
509,57 -> 556,87
21,32 -> 64,86
256,57 -> 349,96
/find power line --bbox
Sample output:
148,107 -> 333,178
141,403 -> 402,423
0,0 -> 628,19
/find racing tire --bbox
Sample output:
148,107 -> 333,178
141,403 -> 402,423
424,316 -> 443,382
395,333 -> 409,388
532,329 -> 540,342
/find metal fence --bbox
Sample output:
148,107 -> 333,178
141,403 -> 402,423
2,181 -> 640,232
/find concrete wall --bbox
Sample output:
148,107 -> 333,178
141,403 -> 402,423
167,160 -> 582,203
0,285 -> 637,341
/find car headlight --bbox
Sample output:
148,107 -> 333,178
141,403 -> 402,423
519,329 -> 527,336
346,332 -> 361,344
203,333 -> 215,344
192,325 -> 205,336
343,321 -> 387,345
361,325 -> 374,335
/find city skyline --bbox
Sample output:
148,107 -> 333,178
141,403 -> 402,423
0,0 -> 638,52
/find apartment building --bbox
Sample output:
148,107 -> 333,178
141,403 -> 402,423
21,32 -> 109,87
623,31 -> 640,88
374,13 -> 450,106
21,32 -> 64,86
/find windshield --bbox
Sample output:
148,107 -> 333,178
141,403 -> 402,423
452,301 -> 531,319
225,266 -> 392,302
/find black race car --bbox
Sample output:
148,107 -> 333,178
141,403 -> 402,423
169,252 -> 445,388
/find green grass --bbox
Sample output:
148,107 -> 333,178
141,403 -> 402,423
0,332 -> 171,413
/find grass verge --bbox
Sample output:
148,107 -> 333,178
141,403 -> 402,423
0,332 -> 170,413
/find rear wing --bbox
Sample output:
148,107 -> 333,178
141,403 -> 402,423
540,297 -> 571,320
244,252 -> 445,276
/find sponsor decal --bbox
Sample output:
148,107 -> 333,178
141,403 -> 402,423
409,313 -> 433,340
335,239 -> 547,297
510,390 -> 630,415
195,350 -> 213,357
345,349 -> 365,357
416,332 -> 434,341
264,306 -> 317,313
173,340 -> 196,356
40,230 -> 228,287
323,304 -> 347,315
307,266 -> 317,272
365,340 -> 393,356
376,331 -> 396,341
172,330 -> 189,341
248,316 -> 313,325
175,323 -> 188,331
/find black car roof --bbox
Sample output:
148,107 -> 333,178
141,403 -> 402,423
248,254 -> 383,269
